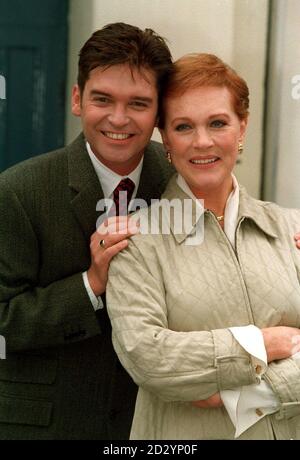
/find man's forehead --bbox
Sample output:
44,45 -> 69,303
88,64 -> 157,89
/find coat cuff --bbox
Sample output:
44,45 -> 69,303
212,328 -> 257,391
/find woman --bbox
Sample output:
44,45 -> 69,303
106,54 -> 300,439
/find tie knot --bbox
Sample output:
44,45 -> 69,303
112,178 -> 135,216
114,178 -> 135,195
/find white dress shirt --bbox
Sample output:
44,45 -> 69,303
82,141 -> 143,311
176,174 -> 279,437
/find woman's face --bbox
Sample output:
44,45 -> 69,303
160,86 -> 247,198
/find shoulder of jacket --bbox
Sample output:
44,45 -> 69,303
0,144 -> 68,191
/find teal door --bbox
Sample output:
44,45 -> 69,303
0,0 -> 68,171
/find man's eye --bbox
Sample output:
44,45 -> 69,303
130,101 -> 148,108
175,123 -> 191,132
94,96 -> 110,103
211,120 -> 226,128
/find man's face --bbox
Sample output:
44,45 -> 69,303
72,64 -> 158,175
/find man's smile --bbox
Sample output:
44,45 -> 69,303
101,131 -> 134,140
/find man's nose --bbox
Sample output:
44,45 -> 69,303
107,105 -> 130,127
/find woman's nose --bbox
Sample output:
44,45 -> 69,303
193,128 -> 214,149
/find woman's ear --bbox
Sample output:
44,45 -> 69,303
239,115 -> 249,140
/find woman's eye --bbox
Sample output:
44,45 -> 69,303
175,123 -> 191,132
211,120 -> 226,128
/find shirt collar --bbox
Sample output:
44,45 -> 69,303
223,175 -> 239,246
86,141 -> 143,199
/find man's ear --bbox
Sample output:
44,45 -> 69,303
71,84 -> 82,117
158,128 -> 171,152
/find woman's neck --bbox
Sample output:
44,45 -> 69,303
189,177 -> 234,219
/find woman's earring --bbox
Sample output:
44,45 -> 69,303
238,142 -> 244,154
166,151 -> 172,163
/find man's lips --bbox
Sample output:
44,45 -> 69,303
101,131 -> 134,140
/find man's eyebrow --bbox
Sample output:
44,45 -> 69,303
90,90 -> 111,97
89,90 -> 153,103
130,96 -> 153,102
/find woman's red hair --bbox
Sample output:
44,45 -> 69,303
159,53 -> 249,127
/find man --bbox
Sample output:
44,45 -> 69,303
0,23 -> 174,439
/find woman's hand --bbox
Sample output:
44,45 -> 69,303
192,393 -> 223,409
262,326 -> 300,362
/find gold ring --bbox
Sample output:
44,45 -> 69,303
99,239 -> 106,249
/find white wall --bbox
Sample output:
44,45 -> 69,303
265,0 -> 300,207
66,0 -> 269,197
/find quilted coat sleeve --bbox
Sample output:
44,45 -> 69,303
106,238 -> 258,402
263,207 -> 300,408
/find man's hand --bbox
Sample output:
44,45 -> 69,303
294,233 -> 300,249
87,216 -> 139,296
192,393 -> 223,409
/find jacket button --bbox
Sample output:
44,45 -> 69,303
255,408 -> 263,417
255,365 -> 262,374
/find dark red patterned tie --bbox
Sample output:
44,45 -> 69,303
112,178 -> 135,216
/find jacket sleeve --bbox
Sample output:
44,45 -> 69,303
106,238 -> 258,403
261,207 -> 300,412
0,178 -> 101,352
264,358 -> 300,410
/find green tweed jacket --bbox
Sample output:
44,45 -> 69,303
0,133 -> 174,440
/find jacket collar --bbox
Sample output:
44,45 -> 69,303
161,175 -> 279,244
161,175 -> 204,244
67,134 -> 170,239
67,133 -> 104,239
238,185 -> 279,239
136,142 -> 171,204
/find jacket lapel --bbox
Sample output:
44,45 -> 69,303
67,134 -> 104,239
67,137 -> 172,239
238,186 -> 279,239
136,142 -> 172,205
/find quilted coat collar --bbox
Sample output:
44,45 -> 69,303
238,185 -> 279,239
161,175 -> 279,244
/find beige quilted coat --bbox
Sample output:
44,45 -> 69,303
107,175 -> 300,440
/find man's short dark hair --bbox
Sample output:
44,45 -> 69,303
77,22 -> 173,110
